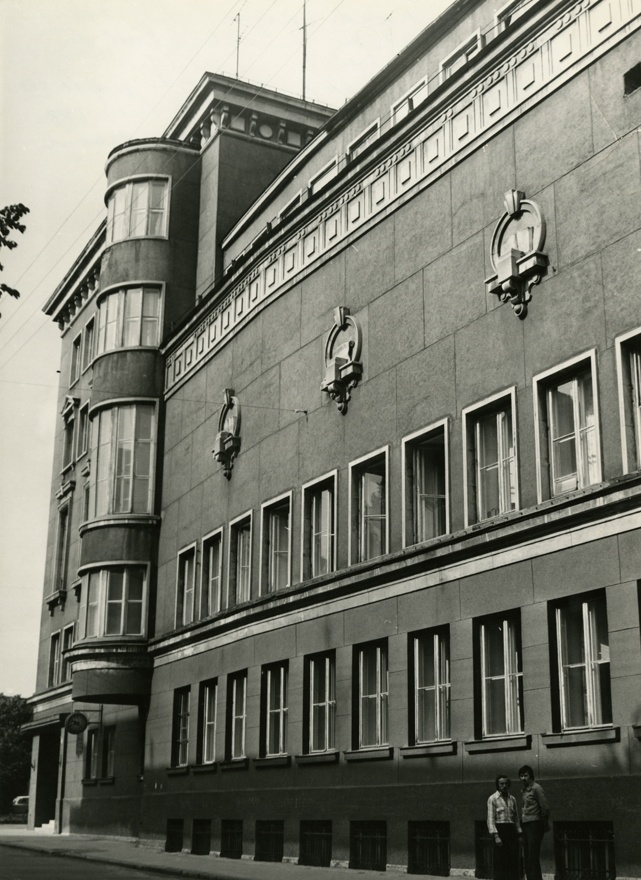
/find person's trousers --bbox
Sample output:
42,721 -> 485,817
522,820 -> 545,880
493,823 -> 520,880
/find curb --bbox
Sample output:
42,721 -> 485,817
0,840 -> 233,879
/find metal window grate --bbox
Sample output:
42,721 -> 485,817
350,820 -> 387,871
408,821 -> 450,876
554,822 -> 616,880
299,820 -> 332,867
220,819 -> 243,859
165,818 -> 184,853
255,820 -> 284,863
475,820 -> 495,879
192,818 -> 211,856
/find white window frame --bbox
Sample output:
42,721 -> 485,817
533,352 -> 601,503
439,30 -> 484,82
82,317 -> 95,373
79,563 -> 149,639
101,725 -> 116,778
95,283 -> 164,355
70,333 -> 82,385
479,612 -> 523,738
391,77 -> 429,125
200,679 -> 218,764
90,398 -> 157,517
308,652 -> 336,754
301,470 -> 338,580
308,157 -> 338,195
413,627 -> 451,744
54,502 -> 71,593
105,175 -> 170,245
495,0 -> 535,32
346,120 -> 380,162
229,671 -> 247,760
264,662 -> 288,757
260,492 -> 292,595
76,402 -> 89,460
48,630 -> 61,688
86,728 -> 100,780
402,420 -> 449,547
228,511 -> 253,606
349,446 -> 390,565
615,327 -> 641,473
278,190 -> 302,221
463,388 -> 519,527
176,543 -> 197,627
555,593 -> 612,731
61,623 -> 75,683
172,687 -> 190,767
357,642 -> 389,749
201,528 -> 223,617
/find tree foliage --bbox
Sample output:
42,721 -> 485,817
0,203 -> 30,314
0,694 -> 32,815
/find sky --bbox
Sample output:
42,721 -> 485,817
0,0 -> 452,698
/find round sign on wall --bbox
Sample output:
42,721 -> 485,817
65,712 -> 89,735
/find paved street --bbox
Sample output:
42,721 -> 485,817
0,846 -> 164,879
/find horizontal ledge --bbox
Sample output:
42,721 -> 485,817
81,778 -> 98,786
219,758 -> 249,771
400,741 -> 457,758
254,755 -> 291,769
296,752 -> 340,766
542,727 -> 620,747
465,735 -> 531,754
166,766 -> 189,776
191,763 -> 217,774
344,746 -> 394,762
98,777 -> 115,786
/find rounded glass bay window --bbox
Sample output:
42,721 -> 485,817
78,565 -> 148,640
96,286 -> 162,354
89,402 -> 156,518
106,177 -> 169,244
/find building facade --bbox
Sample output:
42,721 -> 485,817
27,0 -> 641,875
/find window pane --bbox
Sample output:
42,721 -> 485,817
413,432 -> 446,542
105,570 -> 124,634
360,462 -> 386,560
123,287 -> 142,347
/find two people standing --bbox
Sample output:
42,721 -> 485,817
487,765 -> 550,880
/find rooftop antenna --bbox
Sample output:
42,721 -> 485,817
234,12 -> 241,79
302,0 -> 307,100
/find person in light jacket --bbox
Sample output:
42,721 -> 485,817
487,775 -> 522,880
518,765 -> 550,880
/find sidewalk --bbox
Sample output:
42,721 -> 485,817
0,825 -> 430,880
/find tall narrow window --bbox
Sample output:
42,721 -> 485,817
464,394 -> 517,524
548,369 -> 599,495
303,475 -> 335,579
171,687 -> 190,767
76,404 -> 89,459
61,624 -> 74,682
263,662 -> 288,756
230,516 -> 252,605
262,496 -> 291,593
404,425 -> 447,545
106,179 -> 168,244
54,505 -> 70,592
176,545 -> 196,627
477,612 -> 523,737
198,679 -> 217,765
554,592 -> 612,730
351,451 -> 388,563
61,402 -> 77,470
85,728 -> 99,780
306,652 -> 336,753
101,726 -> 116,778
201,531 -> 222,617
70,335 -> 81,385
227,671 -> 247,760
412,628 -> 450,744
48,632 -> 61,688
92,403 -> 155,516
356,642 -> 388,748
82,318 -> 95,371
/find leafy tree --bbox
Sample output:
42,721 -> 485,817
0,203 -> 30,316
0,694 -> 32,815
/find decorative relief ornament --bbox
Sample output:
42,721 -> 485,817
486,189 -> 548,319
321,307 -> 363,414
212,389 -> 241,479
